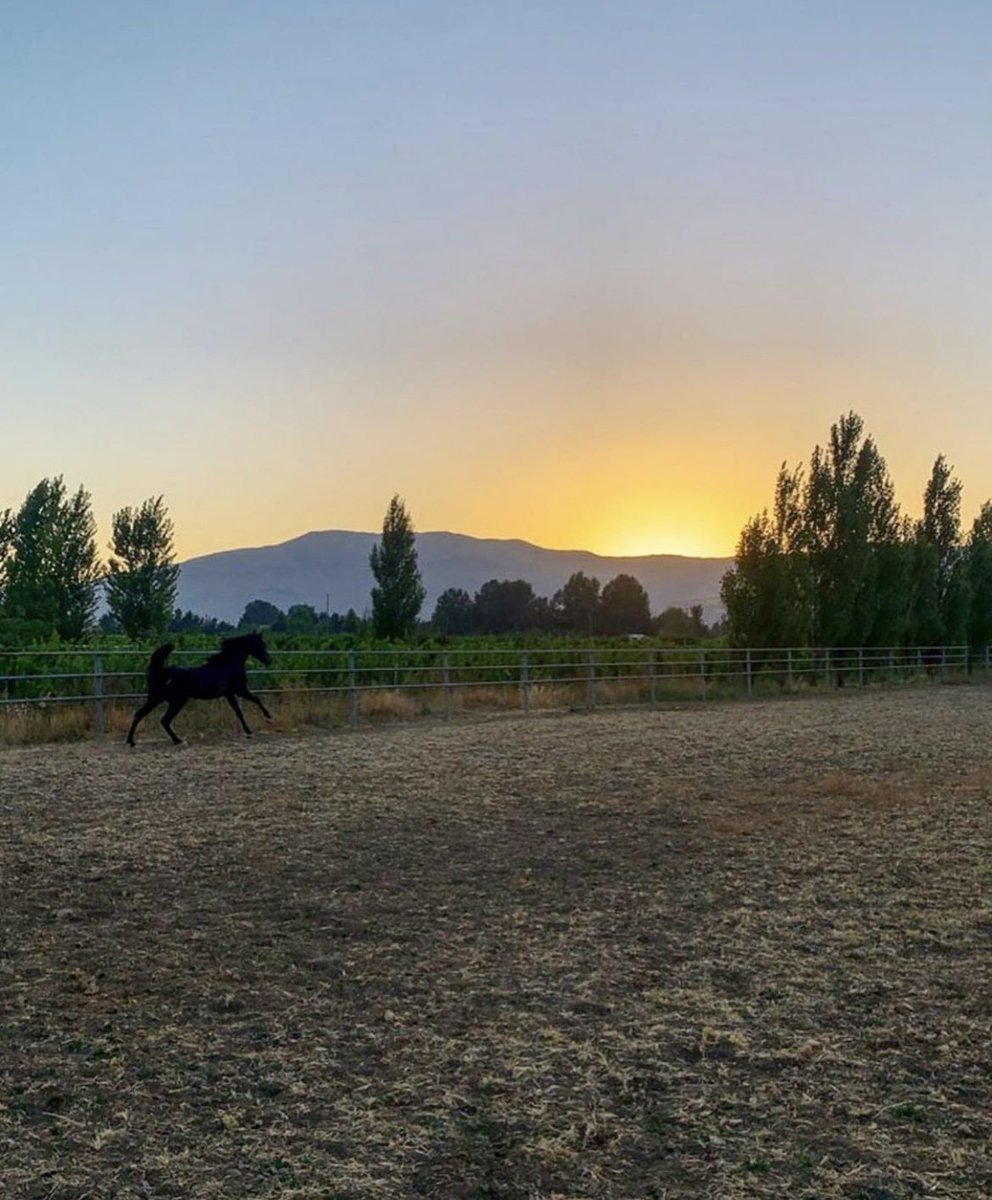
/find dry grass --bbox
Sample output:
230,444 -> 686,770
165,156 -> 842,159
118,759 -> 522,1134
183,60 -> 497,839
1,688 -> 991,1198
0,703 -> 92,746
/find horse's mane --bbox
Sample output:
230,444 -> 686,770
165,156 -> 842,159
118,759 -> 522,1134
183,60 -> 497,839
220,634 -> 250,654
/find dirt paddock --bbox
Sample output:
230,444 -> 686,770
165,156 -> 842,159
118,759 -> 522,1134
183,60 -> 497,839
1,688 -> 990,1199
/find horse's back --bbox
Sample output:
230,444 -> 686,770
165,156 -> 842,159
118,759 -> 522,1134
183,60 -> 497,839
166,660 -> 246,700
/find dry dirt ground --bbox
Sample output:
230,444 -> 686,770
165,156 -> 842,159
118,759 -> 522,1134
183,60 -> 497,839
1,687 -> 990,1199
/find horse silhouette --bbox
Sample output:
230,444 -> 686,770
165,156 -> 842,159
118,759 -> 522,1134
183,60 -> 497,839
126,632 -> 273,746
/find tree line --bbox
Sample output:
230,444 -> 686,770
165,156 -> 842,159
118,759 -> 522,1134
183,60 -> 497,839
720,412 -> 992,650
225,578 -> 711,640
430,575 -> 710,637
0,485 -> 712,646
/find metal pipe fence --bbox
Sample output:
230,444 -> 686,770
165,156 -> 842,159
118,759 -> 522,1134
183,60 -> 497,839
0,643 -> 983,737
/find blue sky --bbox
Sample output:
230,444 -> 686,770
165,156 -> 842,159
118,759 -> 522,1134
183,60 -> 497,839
4,2 -> 992,559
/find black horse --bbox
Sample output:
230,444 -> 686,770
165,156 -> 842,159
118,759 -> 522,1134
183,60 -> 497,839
126,632 -> 273,746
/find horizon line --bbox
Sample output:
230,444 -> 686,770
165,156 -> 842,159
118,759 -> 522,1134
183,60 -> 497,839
180,528 -> 735,564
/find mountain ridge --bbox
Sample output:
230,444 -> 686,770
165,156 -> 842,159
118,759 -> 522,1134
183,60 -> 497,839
176,530 -> 732,624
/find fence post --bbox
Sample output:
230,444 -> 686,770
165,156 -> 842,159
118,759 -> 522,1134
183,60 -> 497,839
586,648 -> 596,709
786,648 -> 793,690
745,648 -> 752,697
347,651 -> 358,727
521,651 -> 530,714
699,648 -> 707,701
442,652 -> 452,719
92,653 -> 105,738
985,645 -> 990,675
649,648 -> 656,704
858,647 -> 864,687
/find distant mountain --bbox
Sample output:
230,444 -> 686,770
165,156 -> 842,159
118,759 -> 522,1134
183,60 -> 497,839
176,530 -> 732,625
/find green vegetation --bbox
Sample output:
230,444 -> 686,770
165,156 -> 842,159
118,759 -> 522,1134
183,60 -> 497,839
721,412 -> 992,650
0,476 -> 100,642
13,423 -> 991,666
429,575 -> 707,637
0,478 -> 179,647
103,495 -> 180,640
0,478 -> 710,650
369,494 -> 426,640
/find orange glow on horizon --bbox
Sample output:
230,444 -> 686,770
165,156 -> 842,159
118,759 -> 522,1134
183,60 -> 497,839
602,529 -> 731,559
163,469 -> 751,563
568,484 -> 745,562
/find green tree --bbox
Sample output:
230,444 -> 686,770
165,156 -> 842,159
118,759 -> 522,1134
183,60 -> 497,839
598,574 -> 651,636
239,599 -> 285,628
431,587 -> 476,635
653,604 -> 707,639
285,603 -> 319,635
721,511 -> 799,648
867,521 -> 913,648
966,502 -> 992,655
473,579 -> 537,633
0,507 -> 12,606
723,417 -> 910,650
908,455 -> 968,646
2,477 -> 100,641
369,495 -> 425,640
341,608 -> 365,635
169,608 -> 234,635
801,413 -> 900,647
722,462 -> 809,647
104,496 -> 180,640
552,571 -> 600,634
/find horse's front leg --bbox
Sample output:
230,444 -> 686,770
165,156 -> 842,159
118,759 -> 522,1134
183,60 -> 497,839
238,686 -> 273,722
225,693 -> 254,737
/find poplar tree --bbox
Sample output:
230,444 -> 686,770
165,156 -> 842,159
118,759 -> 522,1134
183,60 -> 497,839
0,508 -> 12,609
801,412 -> 900,647
966,502 -> 992,654
908,455 -> 969,646
369,495 -> 425,640
105,496 -> 181,640
1,477 -> 100,641
720,462 -> 808,647
722,414 -> 905,650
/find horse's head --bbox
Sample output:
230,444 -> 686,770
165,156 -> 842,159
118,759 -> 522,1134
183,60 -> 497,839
221,631 -> 271,664
246,631 -> 272,665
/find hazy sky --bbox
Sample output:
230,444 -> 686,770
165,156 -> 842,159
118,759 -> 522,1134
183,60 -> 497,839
4,1 -> 992,560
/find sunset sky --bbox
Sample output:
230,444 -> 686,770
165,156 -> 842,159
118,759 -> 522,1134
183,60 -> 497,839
5,2 -> 992,562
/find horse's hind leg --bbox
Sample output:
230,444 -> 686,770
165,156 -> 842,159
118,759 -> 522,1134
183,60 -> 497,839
225,694 -> 254,737
161,699 -> 187,745
237,686 -> 273,722
127,697 -> 161,747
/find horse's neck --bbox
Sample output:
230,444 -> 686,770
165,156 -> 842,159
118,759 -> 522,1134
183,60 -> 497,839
208,650 -> 244,665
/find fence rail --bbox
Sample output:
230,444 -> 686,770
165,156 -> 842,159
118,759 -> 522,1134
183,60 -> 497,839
0,643 -> 986,737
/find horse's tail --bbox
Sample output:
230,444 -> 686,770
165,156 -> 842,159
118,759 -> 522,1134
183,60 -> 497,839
147,643 -> 174,689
